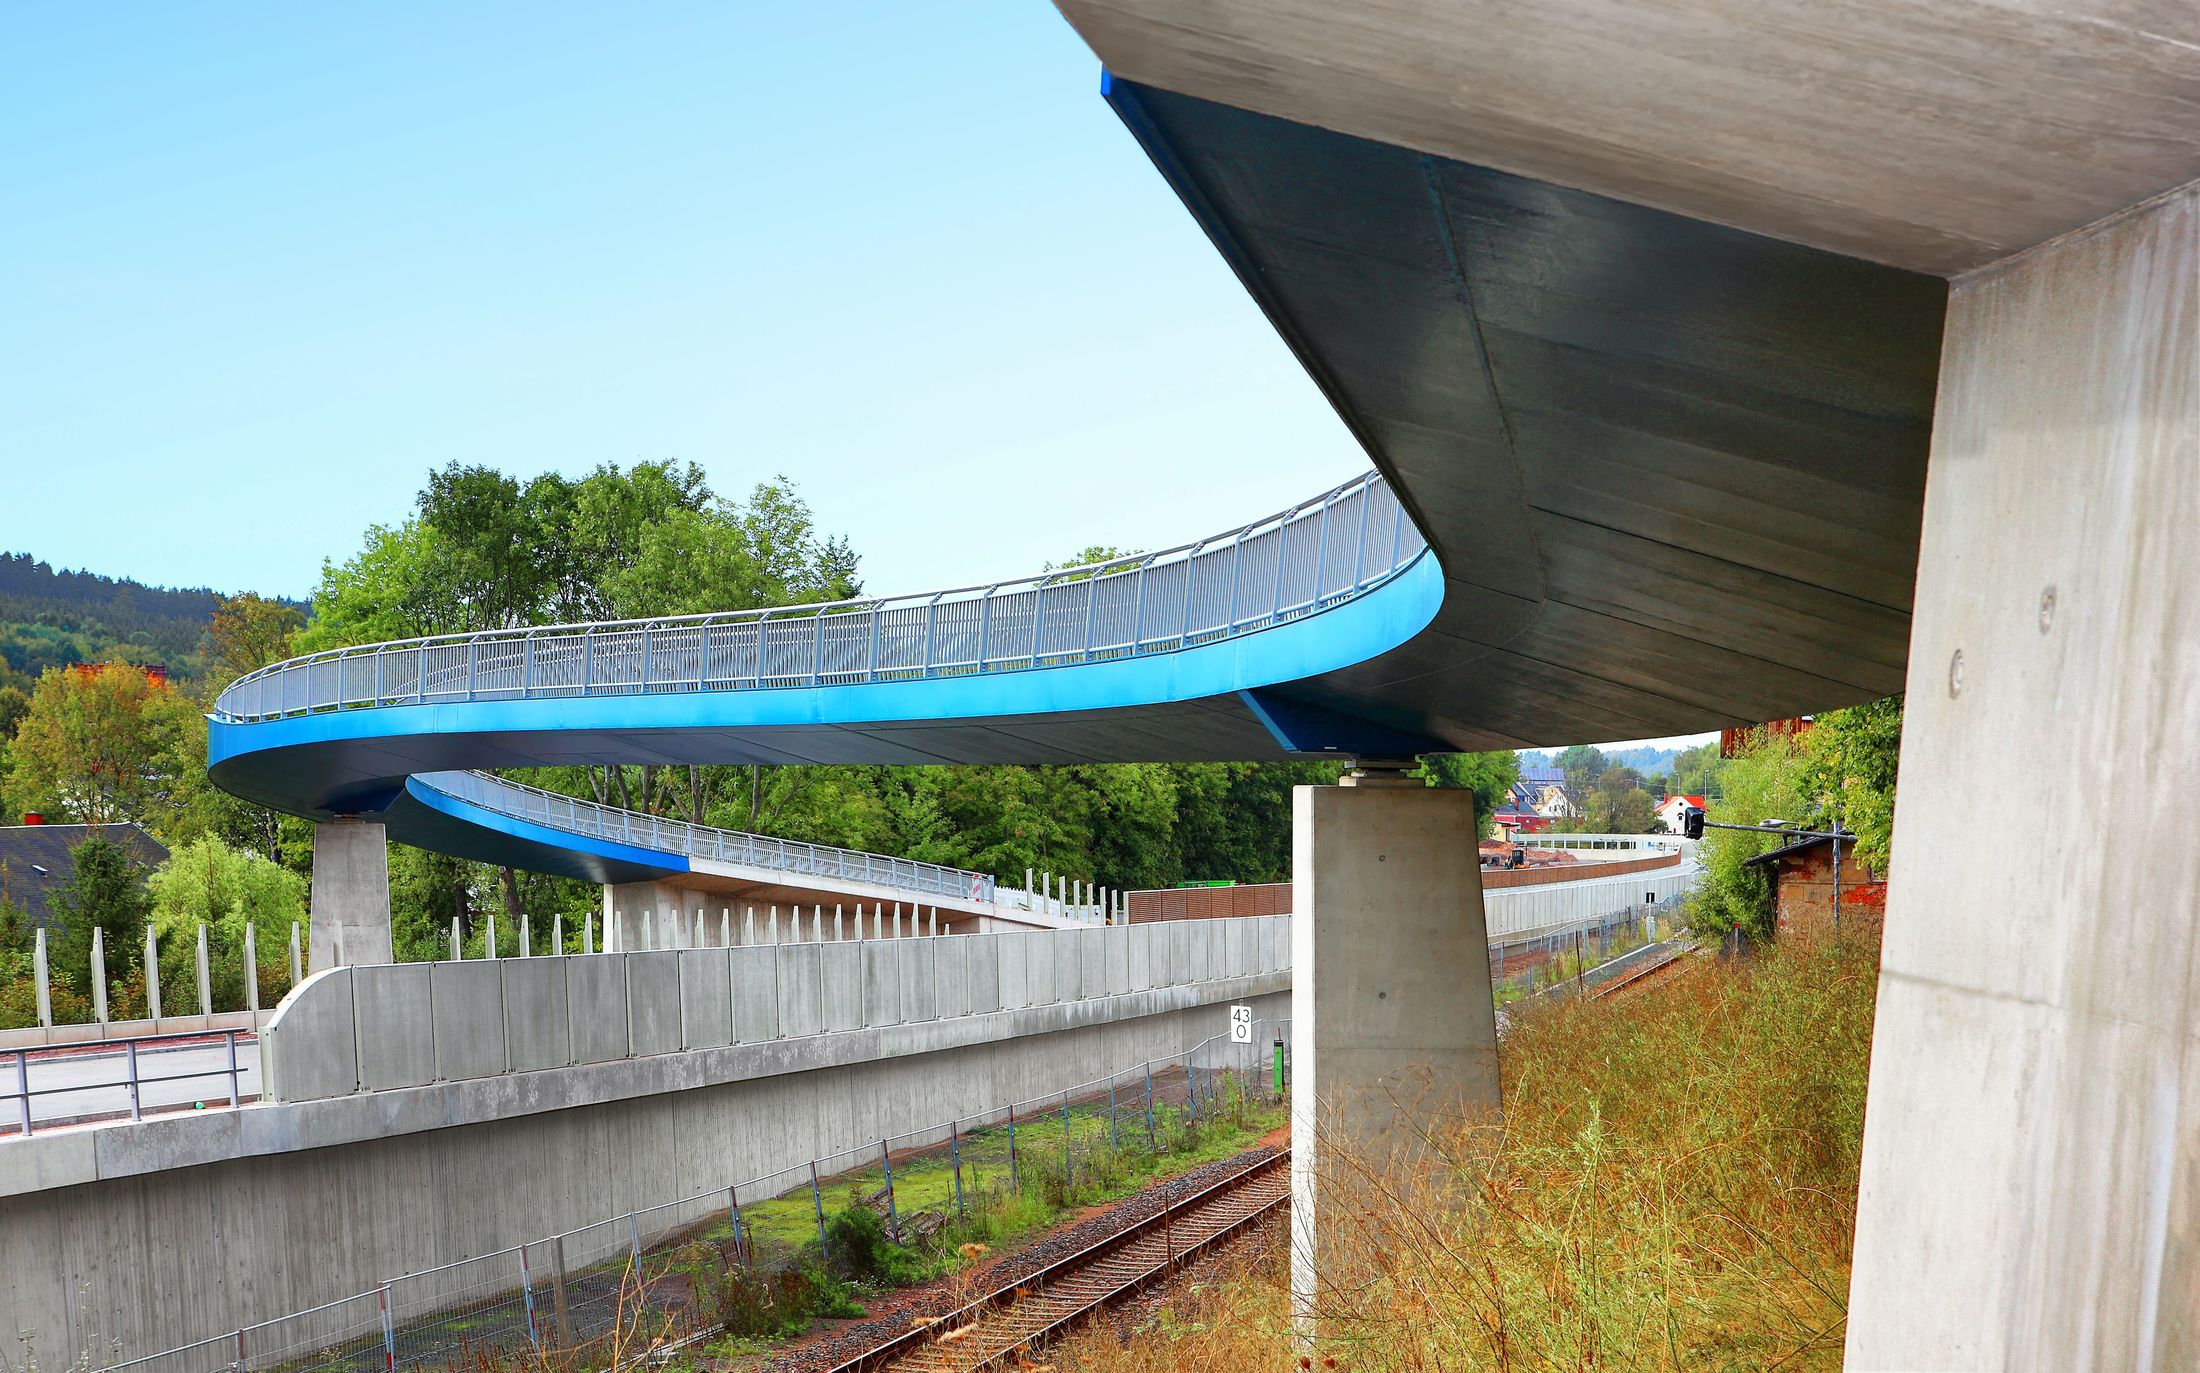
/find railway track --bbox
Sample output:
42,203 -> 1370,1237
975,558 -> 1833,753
825,1149 -> 1290,1373
1587,941 -> 1693,1000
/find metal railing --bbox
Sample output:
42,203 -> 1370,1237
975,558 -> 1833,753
211,471 -> 1424,723
8,1029 -> 258,1137
415,771 -> 998,903
97,1017 -> 1288,1373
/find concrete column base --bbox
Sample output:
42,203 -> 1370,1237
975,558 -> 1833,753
1289,781 -> 1500,1331
309,820 -> 393,971
602,880 -> 707,950
1846,184 -> 2200,1369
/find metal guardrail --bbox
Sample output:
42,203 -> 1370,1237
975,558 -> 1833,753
8,1029 -> 256,1137
415,771 -> 998,903
211,471 -> 1424,724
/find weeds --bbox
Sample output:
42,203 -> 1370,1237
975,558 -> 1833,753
1056,929 -> 1883,1372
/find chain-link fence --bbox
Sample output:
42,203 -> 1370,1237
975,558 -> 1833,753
102,1012 -> 1290,1373
1489,900 -> 1682,1005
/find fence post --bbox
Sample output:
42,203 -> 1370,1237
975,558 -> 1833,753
92,927 -> 108,1024
225,1031 -> 243,1106
377,1283 -> 397,1373
243,924 -> 258,1016
518,1245 -> 540,1350
1007,1104 -> 1020,1191
196,923 -> 212,1017
1061,1090 -> 1072,1188
124,1040 -> 142,1119
880,1140 -> 902,1243
950,1121 -> 966,1219
727,1185 -> 746,1266
32,929 -> 50,1029
234,1327 -> 246,1373
1109,1081 -> 1120,1151
549,1234 -> 575,1347
13,1051 -> 28,1136
290,922 -> 301,985
1144,1067 -> 1157,1148
810,1160 -> 830,1260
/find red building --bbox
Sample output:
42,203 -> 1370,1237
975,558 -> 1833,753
1743,834 -> 1886,937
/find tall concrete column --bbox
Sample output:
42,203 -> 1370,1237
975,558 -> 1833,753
308,819 -> 393,971
1290,779 -> 1499,1327
1846,184 -> 2200,1371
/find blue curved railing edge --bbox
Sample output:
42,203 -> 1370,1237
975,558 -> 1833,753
208,549 -> 1444,776
403,776 -> 694,880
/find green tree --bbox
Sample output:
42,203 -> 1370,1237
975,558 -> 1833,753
203,593 -> 305,692
47,836 -> 153,989
1684,732 -> 1807,943
147,836 -> 308,952
6,665 -> 204,830
1798,696 -> 1904,871
1413,751 -> 1522,837
1557,744 -> 1607,787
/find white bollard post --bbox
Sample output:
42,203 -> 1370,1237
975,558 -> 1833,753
91,926 -> 109,1024
585,913 -> 596,955
290,922 -> 302,984
243,923 -> 258,1014
835,904 -> 845,941
196,923 -> 212,1017
928,908 -> 938,937
892,903 -> 902,940
721,909 -> 731,947
520,912 -> 533,958
553,913 -> 564,955
146,926 -> 162,1023
33,927 -> 51,1029
813,905 -> 823,942
488,909 -> 499,959
745,907 -> 756,944
768,906 -> 779,944
640,910 -> 652,952
1026,867 -> 1035,902
874,905 -> 884,940
452,917 -> 463,961
695,909 -> 705,949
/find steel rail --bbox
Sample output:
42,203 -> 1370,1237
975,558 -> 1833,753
828,1148 -> 1291,1373
212,471 -> 1422,724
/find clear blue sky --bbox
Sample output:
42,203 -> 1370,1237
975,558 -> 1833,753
1,5 -> 1366,602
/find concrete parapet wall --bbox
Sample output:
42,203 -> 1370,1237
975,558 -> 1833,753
250,921 -> 1279,1107
0,945 -> 1284,1363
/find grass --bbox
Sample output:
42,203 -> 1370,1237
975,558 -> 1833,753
1054,929 -> 1883,1372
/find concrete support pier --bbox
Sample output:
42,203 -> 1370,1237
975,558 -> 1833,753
1846,184 -> 2200,1370
308,819 -> 392,971
1290,779 -> 1500,1327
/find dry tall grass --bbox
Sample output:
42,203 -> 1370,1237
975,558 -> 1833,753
1057,931 -> 1881,1372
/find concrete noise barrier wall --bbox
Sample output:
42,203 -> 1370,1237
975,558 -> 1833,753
263,918 -> 1288,1103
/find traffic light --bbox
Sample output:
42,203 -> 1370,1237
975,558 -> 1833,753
1682,806 -> 1706,840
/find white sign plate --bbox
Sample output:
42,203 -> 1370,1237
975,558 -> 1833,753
1229,1003 -> 1253,1044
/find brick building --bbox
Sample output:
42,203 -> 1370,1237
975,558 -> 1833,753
1743,834 -> 1886,937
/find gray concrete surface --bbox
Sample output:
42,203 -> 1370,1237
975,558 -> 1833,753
308,820 -> 393,970
1058,0 -> 2200,275
0,960 -> 1281,1364
1845,183 -> 2200,1372
1290,782 -> 1499,1329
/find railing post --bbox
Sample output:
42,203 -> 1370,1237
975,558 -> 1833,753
868,603 -> 883,681
1389,498 -> 1406,569
1029,576 -> 1048,666
1350,475 -> 1372,588
378,1282 -> 396,1373
811,609 -> 825,685
1181,541 -> 1202,645
810,1160 -> 830,1260
976,588 -> 992,669
14,1051 -> 29,1137
641,625 -> 652,693
582,627 -> 594,691
1079,573 -> 1099,661
374,651 -> 384,706
1061,1090 -> 1072,1186
467,637 -> 478,700
1309,491 -> 1334,609
523,633 -> 535,697
1109,1081 -> 1120,1151
124,1040 -> 142,1120
1129,555 -> 1150,653
922,595 -> 939,676
225,1031 -> 242,1107
1144,1066 -> 1157,1148
234,1327 -> 246,1373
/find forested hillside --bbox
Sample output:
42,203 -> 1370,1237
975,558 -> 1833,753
0,553 -> 295,688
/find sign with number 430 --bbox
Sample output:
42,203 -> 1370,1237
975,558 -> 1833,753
1230,1004 -> 1253,1044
